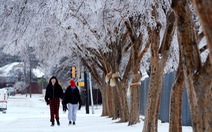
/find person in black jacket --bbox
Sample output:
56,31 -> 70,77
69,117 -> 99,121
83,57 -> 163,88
63,79 -> 82,125
45,76 -> 63,126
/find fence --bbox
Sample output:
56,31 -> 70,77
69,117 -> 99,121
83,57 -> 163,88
140,72 -> 191,126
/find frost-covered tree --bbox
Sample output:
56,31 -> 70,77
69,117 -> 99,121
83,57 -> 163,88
0,0 -> 177,78
1,0 -> 211,131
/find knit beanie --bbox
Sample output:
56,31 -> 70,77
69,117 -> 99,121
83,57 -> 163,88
70,79 -> 76,87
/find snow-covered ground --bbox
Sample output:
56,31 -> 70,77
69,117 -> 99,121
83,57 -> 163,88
0,94 -> 192,132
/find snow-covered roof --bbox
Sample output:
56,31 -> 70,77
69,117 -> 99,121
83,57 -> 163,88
0,62 -> 24,77
0,62 -> 44,78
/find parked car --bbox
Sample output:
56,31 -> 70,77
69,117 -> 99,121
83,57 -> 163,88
0,88 -> 7,113
6,87 -> 16,96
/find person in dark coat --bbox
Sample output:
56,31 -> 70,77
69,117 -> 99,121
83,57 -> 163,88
45,76 -> 63,126
63,79 -> 82,125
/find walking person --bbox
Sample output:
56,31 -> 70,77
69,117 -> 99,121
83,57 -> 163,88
45,76 -> 63,126
63,79 -> 82,125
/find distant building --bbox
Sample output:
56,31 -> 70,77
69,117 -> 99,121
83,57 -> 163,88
0,62 -> 44,94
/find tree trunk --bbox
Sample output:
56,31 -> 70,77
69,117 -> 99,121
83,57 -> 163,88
110,85 -> 120,119
113,86 -> 120,119
191,0 -> 212,63
101,87 -> 109,116
107,69 -> 129,121
191,58 -> 212,131
172,1 -> 212,131
119,83 -> 129,122
142,10 -> 176,131
128,73 -> 142,125
108,85 -> 113,117
169,62 -> 184,132
143,63 -> 164,132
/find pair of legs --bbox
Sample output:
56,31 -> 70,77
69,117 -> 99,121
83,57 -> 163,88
49,98 -> 60,126
67,103 -> 78,124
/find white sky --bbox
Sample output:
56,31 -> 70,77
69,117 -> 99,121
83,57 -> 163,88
0,94 -> 192,132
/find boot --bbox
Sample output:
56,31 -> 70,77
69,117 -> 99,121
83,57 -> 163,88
69,121 -> 72,125
73,121 -> 75,125
51,121 -> 54,126
56,119 -> 60,126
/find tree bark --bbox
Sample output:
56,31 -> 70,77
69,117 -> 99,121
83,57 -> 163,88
119,82 -> 129,122
108,85 -> 113,117
129,72 -> 142,125
112,86 -> 120,119
101,86 -> 109,116
143,11 -> 176,132
191,57 -> 212,131
143,62 -> 164,132
112,82 -> 128,121
172,0 -> 212,131
169,58 -> 184,132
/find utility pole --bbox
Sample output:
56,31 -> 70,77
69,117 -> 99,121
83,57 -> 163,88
84,71 -> 89,114
89,72 -> 94,114
28,46 -> 32,98
29,61 -> 32,98
24,61 -> 27,97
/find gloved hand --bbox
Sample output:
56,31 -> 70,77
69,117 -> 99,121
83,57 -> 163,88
78,103 -> 81,110
63,105 -> 68,112
46,100 -> 49,105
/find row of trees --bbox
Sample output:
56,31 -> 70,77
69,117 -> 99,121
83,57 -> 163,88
0,0 -> 211,131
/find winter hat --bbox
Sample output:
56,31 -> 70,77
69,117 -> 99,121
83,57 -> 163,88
70,79 -> 76,87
